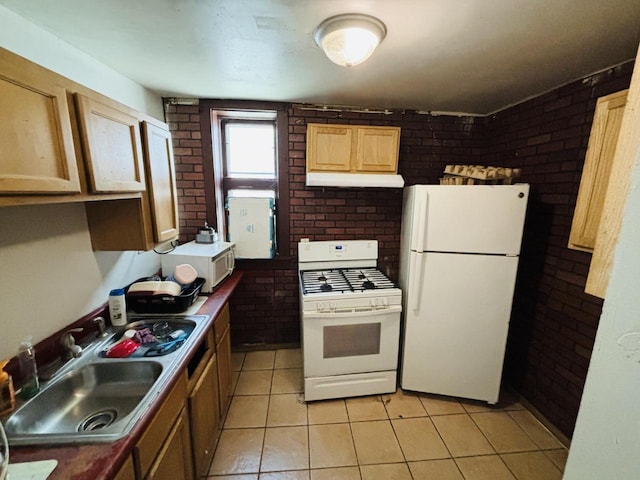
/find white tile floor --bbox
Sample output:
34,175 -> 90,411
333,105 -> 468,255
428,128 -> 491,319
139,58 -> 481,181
208,349 -> 568,480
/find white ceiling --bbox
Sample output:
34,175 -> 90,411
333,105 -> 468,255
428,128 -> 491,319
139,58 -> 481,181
2,0 -> 639,115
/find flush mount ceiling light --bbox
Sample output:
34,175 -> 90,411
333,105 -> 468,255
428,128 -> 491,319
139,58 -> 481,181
314,13 -> 387,67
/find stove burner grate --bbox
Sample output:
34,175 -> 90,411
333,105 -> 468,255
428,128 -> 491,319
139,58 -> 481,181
300,267 -> 396,294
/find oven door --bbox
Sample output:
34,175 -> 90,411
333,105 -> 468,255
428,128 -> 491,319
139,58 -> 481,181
302,305 -> 401,377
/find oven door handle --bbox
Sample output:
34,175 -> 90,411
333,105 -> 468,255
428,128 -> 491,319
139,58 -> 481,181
304,305 -> 402,318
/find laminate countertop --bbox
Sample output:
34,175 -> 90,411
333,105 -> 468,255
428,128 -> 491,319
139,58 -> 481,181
8,271 -> 243,480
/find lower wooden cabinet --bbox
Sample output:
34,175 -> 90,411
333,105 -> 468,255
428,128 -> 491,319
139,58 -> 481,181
215,304 -> 233,418
113,456 -> 135,480
146,408 -> 193,480
189,346 -> 221,477
134,371 -> 192,480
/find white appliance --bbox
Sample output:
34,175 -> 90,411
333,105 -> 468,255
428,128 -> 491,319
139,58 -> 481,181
399,184 -> 530,404
298,239 -> 402,401
161,241 -> 235,293
226,196 -> 276,259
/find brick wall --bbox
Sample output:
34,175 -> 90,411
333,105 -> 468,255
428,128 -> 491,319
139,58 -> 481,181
165,103 -> 207,240
165,59 -> 633,438
485,62 -> 634,436
166,104 -> 486,346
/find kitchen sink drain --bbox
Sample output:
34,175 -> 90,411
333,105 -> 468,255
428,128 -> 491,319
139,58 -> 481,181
78,409 -> 117,432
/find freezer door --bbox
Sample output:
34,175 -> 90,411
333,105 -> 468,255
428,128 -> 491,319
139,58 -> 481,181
401,251 -> 519,403
407,184 -> 529,255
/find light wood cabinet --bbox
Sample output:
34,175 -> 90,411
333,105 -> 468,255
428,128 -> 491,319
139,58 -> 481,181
146,408 -> 193,480
354,126 -> 401,172
113,456 -> 136,480
84,118 -> 180,250
75,93 -> 146,193
306,123 -> 400,174
569,90 -> 628,252
0,49 -> 81,194
141,120 -> 180,243
587,47 -> 640,298
187,329 -> 221,478
135,371 -> 192,480
214,304 -> 233,419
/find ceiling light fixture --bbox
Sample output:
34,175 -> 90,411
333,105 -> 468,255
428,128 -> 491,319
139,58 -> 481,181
314,13 -> 387,67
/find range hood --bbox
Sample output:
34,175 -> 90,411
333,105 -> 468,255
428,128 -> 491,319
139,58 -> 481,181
306,172 -> 405,188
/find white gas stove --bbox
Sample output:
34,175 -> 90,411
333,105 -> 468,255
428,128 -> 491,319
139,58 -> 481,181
298,239 -> 402,401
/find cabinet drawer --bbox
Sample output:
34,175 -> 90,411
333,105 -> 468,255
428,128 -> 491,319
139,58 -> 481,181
135,370 -> 187,478
214,303 -> 230,345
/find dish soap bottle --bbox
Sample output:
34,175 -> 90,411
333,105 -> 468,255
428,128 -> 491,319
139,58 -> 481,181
0,360 -> 15,415
17,337 -> 39,399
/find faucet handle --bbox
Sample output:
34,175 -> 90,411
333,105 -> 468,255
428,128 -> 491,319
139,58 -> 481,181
93,317 -> 108,338
61,328 -> 84,359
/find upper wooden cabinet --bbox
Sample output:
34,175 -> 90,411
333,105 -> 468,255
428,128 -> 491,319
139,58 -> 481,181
587,47 -> 640,298
85,118 -> 180,250
569,90 -> 628,252
142,120 -> 180,243
306,123 -> 400,173
355,126 -> 401,172
75,93 -> 146,193
0,50 -> 81,194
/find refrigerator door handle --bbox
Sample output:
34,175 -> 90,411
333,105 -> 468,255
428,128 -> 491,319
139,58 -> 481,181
412,192 -> 428,251
409,253 -> 424,312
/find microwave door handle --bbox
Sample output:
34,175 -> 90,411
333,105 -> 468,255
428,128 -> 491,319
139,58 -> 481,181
228,249 -> 235,273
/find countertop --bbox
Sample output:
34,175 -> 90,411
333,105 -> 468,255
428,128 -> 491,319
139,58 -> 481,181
8,271 -> 243,480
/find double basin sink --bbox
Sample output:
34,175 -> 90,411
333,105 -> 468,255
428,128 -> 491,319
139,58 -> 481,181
1,315 -> 208,445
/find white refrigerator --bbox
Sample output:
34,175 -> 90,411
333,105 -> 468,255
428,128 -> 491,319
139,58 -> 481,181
399,184 -> 530,404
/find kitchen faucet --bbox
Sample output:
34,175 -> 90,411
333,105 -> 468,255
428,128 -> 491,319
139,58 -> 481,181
61,328 -> 84,359
93,317 -> 108,338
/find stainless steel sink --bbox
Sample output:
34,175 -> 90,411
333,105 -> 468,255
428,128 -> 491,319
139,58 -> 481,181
4,362 -> 162,442
2,314 -> 208,445
102,317 -> 197,358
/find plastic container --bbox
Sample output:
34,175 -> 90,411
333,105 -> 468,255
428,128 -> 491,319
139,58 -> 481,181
17,337 -> 39,399
0,360 -> 15,416
168,263 -> 198,286
109,288 -> 128,327
126,277 -> 205,313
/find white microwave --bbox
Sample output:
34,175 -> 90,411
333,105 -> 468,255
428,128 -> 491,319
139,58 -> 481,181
160,241 -> 235,293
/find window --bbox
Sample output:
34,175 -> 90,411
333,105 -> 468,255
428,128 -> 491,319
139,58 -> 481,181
200,101 -> 288,259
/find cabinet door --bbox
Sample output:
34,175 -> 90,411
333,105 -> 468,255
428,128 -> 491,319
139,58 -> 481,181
147,408 -> 194,480
113,455 -> 135,480
569,90 -> 628,252
75,93 -> 145,193
587,50 -> 640,298
135,372 -> 187,478
189,353 -> 220,478
216,324 -> 233,418
306,124 -> 353,172
354,126 -> 400,173
142,121 -> 180,243
0,51 -> 80,194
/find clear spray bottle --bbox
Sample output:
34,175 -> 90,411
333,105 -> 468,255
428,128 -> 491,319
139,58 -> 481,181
17,337 -> 39,399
